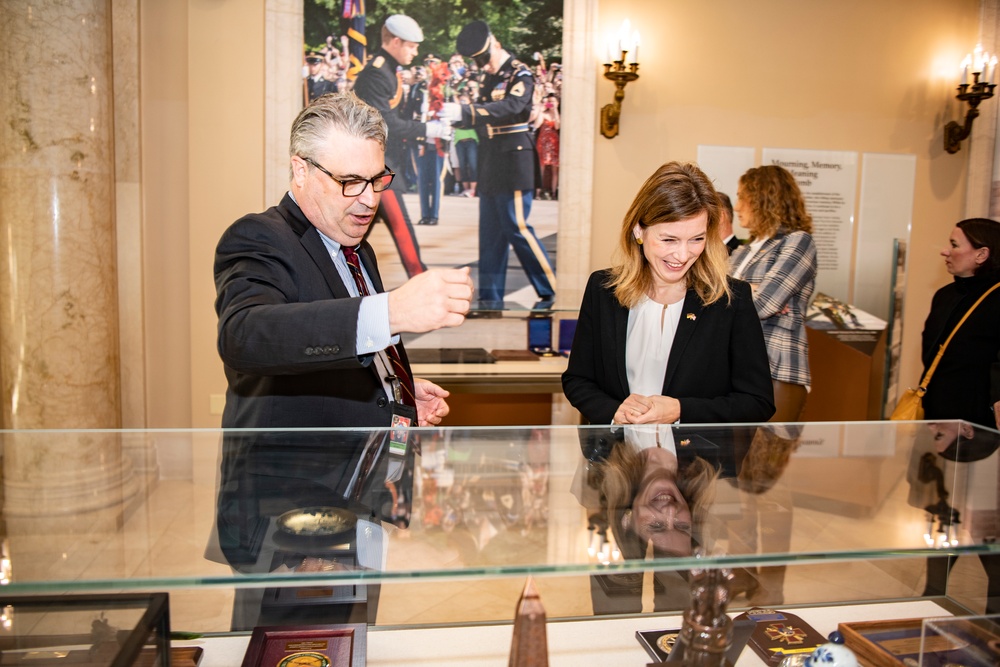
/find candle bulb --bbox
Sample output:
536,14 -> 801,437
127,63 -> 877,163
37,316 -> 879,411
632,30 -> 641,64
620,18 -> 631,61
990,55 -> 997,84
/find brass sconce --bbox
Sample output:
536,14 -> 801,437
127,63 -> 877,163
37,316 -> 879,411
944,45 -> 996,154
600,20 -> 640,139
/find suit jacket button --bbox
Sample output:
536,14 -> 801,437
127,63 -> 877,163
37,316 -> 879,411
377,397 -> 388,408
323,346 -> 333,354
304,347 -> 314,356
331,345 -> 340,354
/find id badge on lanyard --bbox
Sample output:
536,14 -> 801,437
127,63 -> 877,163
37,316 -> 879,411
387,374 -> 416,458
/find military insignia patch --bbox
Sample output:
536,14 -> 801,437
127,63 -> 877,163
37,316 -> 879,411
372,56 -> 385,68
510,81 -> 526,97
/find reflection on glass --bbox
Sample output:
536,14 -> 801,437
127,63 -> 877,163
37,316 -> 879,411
909,421 -> 1000,613
212,428 -> 415,630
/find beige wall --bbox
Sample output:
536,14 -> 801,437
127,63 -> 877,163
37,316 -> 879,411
141,0 -> 191,427
140,0 -> 985,427
592,0 -> 981,408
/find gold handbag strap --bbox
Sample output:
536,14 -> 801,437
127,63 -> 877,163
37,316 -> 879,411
918,281 -> 1000,393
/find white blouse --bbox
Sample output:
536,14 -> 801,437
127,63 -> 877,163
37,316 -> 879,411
626,295 -> 685,396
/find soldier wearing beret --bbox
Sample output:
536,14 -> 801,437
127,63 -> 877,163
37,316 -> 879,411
444,20 -> 556,309
353,15 -> 451,278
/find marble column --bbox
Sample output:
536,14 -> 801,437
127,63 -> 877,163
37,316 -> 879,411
0,1 -> 122,430
0,2 -> 131,527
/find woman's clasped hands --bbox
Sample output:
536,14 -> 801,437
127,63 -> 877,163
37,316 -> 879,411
614,393 -> 681,425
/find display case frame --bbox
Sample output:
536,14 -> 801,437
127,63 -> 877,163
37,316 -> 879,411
0,593 -> 170,667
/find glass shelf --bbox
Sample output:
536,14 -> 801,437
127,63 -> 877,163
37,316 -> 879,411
0,421 -> 995,630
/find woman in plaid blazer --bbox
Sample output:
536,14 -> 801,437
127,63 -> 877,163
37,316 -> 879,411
730,165 -> 817,422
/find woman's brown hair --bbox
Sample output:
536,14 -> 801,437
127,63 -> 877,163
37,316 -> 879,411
738,165 -> 812,240
608,162 -> 731,308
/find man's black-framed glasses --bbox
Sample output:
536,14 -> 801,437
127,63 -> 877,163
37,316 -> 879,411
302,156 -> 395,196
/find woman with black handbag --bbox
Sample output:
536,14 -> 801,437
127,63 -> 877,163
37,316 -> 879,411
917,217 -> 1000,613
920,218 -> 1000,428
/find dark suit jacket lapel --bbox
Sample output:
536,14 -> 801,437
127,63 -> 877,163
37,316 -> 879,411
662,289 -> 705,392
278,194 -> 351,299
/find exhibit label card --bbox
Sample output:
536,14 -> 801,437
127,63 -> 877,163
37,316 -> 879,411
761,148 -> 858,303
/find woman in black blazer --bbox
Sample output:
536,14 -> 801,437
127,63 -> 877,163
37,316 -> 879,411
562,162 -> 775,425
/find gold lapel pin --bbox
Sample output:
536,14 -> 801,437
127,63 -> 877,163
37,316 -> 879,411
686,313 -> 696,320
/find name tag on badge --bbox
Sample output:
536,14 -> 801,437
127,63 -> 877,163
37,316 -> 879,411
389,406 -> 415,456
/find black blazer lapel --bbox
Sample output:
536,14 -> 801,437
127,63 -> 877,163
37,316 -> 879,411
614,298 -> 631,396
662,290 -> 705,392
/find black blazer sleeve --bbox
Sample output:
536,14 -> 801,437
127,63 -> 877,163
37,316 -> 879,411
562,271 -> 626,425
671,280 -> 774,423
214,196 -> 396,430
215,213 -> 369,376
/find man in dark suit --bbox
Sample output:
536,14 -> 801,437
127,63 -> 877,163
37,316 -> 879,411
215,92 -> 473,432
443,21 -> 556,309
353,15 -> 452,275
718,192 -> 741,254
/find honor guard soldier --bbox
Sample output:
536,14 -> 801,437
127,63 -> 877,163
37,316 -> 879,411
443,20 -> 556,310
305,51 -> 337,104
353,15 -> 451,278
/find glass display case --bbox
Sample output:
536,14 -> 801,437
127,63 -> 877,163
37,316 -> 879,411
0,420 -> 996,663
0,593 -> 172,666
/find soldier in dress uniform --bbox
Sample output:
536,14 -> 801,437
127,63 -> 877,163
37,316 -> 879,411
305,51 -> 337,104
444,20 -> 556,309
353,15 -> 451,278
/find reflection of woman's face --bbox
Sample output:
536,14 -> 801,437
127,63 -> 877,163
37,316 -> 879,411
632,448 -> 693,556
927,421 -> 973,453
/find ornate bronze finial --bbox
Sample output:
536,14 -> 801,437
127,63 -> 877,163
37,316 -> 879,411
678,566 -> 735,667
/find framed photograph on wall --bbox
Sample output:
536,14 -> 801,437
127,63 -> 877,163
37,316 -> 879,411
302,0 -> 566,312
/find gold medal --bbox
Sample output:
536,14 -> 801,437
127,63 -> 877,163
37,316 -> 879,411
277,652 -> 330,667
657,632 -> 679,654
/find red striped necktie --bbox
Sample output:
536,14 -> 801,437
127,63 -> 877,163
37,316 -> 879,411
341,245 -> 416,408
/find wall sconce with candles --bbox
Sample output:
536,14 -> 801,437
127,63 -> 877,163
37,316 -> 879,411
944,44 -> 997,153
600,20 -> 640,139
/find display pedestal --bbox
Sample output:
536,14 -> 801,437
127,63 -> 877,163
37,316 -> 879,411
801,326 -> 887,421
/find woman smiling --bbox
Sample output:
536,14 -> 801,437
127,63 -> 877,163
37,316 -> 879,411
562,161 -> 775,426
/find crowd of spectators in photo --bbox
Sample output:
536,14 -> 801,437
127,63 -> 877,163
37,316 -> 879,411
304,36 -> 563,200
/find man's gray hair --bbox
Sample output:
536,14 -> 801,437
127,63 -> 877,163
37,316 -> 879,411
289,92 -> 387,161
